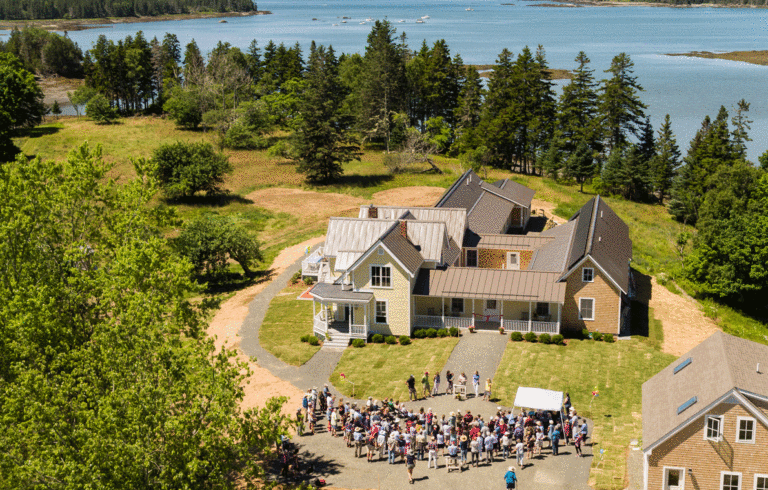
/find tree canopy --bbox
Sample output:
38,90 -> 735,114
0,0 -> 257,20
152,141 -> 233,199
0,52 -> 46,159
0,142 -> 292,488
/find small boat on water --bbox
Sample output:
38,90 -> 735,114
398,19 -> 406,23
466,7 -> 474,11
359,21 -> 366,24
218,19 -> 228,23
366,17 -> 374,21
333,23 -> 339,26
416,19 -> 424,23
341,20 -> 347,23
421,15 -> 430,19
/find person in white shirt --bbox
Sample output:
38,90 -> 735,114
515,440 -> 525,468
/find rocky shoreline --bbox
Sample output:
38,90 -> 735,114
0,10 -> 271,32
526,0 -> 768,8
666,49 -> 768,66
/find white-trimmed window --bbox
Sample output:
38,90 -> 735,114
705,415 -> 724,441
736,416 -> 755,443
663,467 -> 685,490
506,252 -> 520,270
375,300 -> 388,324
371,265 -> 391,288
466,249 -> 478,267
721,472 -> 741,490
754,474 -> 768,490
579,298 -> 594,321
451,298 -> 464,313
582,267 -> 594,282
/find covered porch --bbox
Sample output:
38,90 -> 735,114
412,267 -> 566,334
310,282 -> 372,340
413,296 -> 561,334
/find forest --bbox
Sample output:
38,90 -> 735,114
0,0 -> 257,20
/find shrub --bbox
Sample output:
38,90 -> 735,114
524,332 -> 537,343
399,335 -> 411,345
290,271 -> 302,284
152,141 -> 232,199
437,329 -> 448,338
86,93 -> 118,124
308,336 -> 320,346
539,333 -> 552,344
593,332 -> 604,341
582,328 -> 591,340
352,339 -> 365,348
426,328 -> 437,338
551,334 -> 565,345
510,331 -> 523,342
303,276 -> 314,286
300,334 -> 310,343
385,335 -> 397,345
372,334 -> 384,344
449,327 -> 459,337
413,329 -> 426,339
163,85 -> 203,128
603,333 -> 615,343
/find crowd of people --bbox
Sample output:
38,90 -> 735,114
282,380 -> 590,487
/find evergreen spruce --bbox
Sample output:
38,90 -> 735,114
650,114 -> 680,204
598,53 -> 647,151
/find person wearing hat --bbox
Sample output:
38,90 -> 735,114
427,435 -> 438,469
504,466 -> 518,489
406,448 -> 416,484
459,434 -> 469,466
354,427 -> 365,458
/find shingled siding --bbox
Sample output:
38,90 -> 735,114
648,401 -> 768,490
354,248 -> 413,337
562,259 -> 621,334
477,249 -> 533,270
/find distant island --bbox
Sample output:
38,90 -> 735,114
666,49 -> 768,66
528,0 -> 768,7
0,0 -> 264,22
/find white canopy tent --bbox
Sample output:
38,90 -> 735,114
512,387 -> 566,431
513,387 -> 563,411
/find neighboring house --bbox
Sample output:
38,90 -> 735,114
642,331 -> 768,490
302,169 -> 633,342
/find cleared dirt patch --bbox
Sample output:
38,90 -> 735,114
649,277 -> 720,356
531,198 -> 567,224
371,186 -> 446,207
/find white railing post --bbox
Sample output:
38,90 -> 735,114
528,302 -> 533,333
557,303 -> 562,334
500,300 -> 504,329
441,297 -> 445,328
472,299 -> 475,328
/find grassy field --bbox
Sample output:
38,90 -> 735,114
329,337 -> 459,402
493,328 -> 676,489
258,283 -> 320,366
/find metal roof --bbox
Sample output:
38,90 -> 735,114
359,205 -> 467,249
642,331 -> 768,451
325,218 -> 397,258
310,283 -> 374,304
413,268 -> 566,303
465,234 -> 555,250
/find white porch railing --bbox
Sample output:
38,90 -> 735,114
415,315 -> 443,328
503,319 -> 529,332
350,325 -> 366,337
313,311 -> 327,337
502,319 -> 560,334
302,248 -> 332,283
445,316 -> 472,328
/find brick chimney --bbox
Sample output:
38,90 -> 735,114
399,220 -> 407,237
369,204 -> 378,218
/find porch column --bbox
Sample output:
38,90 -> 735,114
472,299 -> 475,328
313,299 -> 316,319
557,303 -> 562,334
528,302 -> 533,332
441,297 -> 445,327
348,303 -> 352,332
500,300 -> 504,328
364,301 -> 368,338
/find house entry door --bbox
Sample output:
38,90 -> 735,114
334,305 -> 350,322
483,299 -> 499,318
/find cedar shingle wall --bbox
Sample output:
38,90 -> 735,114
648,401 -> 768,489
562,259 -> 620,334
477,249 -> 533,270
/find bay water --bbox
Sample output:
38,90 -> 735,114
22,0 -> 768,160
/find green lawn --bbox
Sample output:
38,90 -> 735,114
259,284 -> 320,366
494,331 -> 675,490
329,337 -> 459,402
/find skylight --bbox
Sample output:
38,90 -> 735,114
674,357 -> 692,374
677,396 -> 697,415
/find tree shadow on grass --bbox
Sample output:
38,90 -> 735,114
630,270 -> 652,338
200,268 -> 275,295
328,173 -> 393,189
165,193 -> 255,208
265,447 -> 344,485
19,126 -> 61,139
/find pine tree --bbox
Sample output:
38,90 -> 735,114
183,39 -> 204,86
452,64 -> 484,155
293,45 -> 361,183
650,114 -> 680,204
530,45 -> 557,175
478,48 -> 518,168
598,53 -> 647,151
730,98 -> 752,160
566,141 -> 596,192
557,51 -> 601,159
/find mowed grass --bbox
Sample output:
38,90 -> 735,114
259,284 -> 320,366
329,337 -> 459,402
494,333 -> 675,490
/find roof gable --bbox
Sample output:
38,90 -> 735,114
344,222 -> 423,278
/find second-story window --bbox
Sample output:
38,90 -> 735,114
371,265 -> 391,288
466,250 -> 478,267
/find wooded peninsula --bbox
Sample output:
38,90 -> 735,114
0,0 -> 258,21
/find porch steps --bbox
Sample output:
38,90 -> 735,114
322,331 -> 351,349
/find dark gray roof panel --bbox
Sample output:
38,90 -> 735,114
567,197 -> 596,270
380,223 -> 424,275
466,192 -> 515,234
310,283 -> 374,303
590,198 -> 632,293
489,179 -> 536,209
